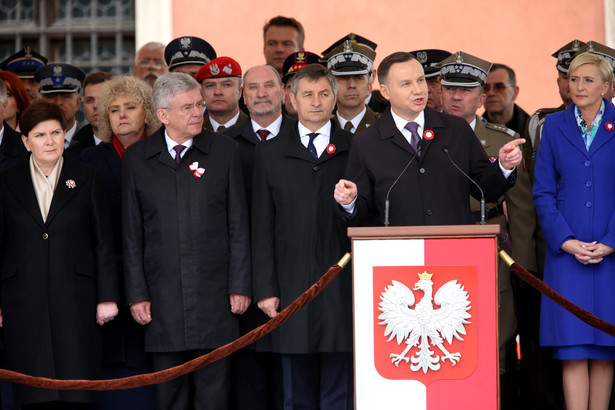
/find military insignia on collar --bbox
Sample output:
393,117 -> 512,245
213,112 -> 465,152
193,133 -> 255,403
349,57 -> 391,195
65,179 -> 76,189
189,162 -> 205,178
180,37 -> 192,49
326,144 -> 336,154
423,130 -> 434,140
209,63 -> 220,76
606,122 -> 614,132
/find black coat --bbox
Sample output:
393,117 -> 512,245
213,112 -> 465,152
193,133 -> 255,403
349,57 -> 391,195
251,121 -> 353,354
0,155 -> 117,405
0,122 -> 28,172
65,123 -> 96,158
345,107 -> 515,227
81,143 -> 152,370
122,127 -> 251,352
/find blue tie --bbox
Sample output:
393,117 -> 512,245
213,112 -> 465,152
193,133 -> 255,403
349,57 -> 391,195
307,133 -> 318,160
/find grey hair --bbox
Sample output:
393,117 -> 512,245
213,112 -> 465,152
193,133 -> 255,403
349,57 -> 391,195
137,41 -> 165,53
152,72 -> 202,111
0,81 -> 6,104
243,65 -> 282,87
290,64 -> 337,96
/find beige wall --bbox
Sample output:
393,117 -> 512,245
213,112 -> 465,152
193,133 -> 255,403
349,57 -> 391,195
167,0 -> 605,115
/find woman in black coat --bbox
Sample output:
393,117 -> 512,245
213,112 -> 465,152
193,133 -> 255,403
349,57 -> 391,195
0,102 -> 118,409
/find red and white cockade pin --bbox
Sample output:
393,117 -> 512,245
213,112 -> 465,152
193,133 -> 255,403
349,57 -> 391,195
326,144 -> 336,154
606,122 -> 614,132
189,162 -> 205,178
65,179 -> 76,189
423,130 -> 435,140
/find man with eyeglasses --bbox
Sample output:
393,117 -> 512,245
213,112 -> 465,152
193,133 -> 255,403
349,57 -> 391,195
483,63 -> 529,135
122,72 -> 251,410
195,56 -> 247,132
134,42 -> 169,87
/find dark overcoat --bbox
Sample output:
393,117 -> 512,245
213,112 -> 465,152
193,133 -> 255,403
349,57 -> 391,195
122,127 -> 251,352
251,121 -> 353,354
0,122 -> 28,172
345,107 -> 515,226
0,155 -> 117,405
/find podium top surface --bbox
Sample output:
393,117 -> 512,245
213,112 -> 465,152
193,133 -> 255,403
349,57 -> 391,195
347,225 -> 502,240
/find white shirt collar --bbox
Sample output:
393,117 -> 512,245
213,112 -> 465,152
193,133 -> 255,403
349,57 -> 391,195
391,109 -> 425,136
164,129 -> 194,160
210,110 -> 240,131
251,114 -> 283,139
336,106 -> 367,133
64,122 -> 78,148
470,117 -> 477,131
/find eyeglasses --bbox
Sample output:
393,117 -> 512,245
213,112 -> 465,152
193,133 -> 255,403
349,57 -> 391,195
161,101 -> 206,115
138,59 -> 165,69
484,83 -> 512,93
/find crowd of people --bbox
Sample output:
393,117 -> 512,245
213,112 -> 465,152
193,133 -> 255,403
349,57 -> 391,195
0,14 -> 613,410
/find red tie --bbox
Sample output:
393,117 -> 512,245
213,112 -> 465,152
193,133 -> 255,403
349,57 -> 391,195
256,129 -> 270,142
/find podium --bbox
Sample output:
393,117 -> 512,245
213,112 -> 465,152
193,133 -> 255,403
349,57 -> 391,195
349,225 -> 501,410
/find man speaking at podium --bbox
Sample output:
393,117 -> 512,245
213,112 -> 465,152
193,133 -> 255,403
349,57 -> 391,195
334,51 -> 524,226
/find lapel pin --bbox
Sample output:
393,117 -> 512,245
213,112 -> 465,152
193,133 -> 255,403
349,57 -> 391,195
189,162 -> 205,178
605,122 -> 614,131
326,144 -> 336,154
423,130 -> 434,140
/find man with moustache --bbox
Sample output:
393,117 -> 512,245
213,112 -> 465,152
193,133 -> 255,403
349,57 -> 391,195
66,71 -> 114,157
196,56 -> 247,132
410,49 -> 452,112
134,42 -> 169,87
252,64 -> 353,410
222,64 -> 292,410
483,63 -> 529,135
322,33 -> 379,134
334,52 -> 523,227
263,16 -> 304,76
164,36 -> 217,79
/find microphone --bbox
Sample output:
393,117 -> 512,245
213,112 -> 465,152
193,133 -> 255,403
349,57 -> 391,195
384,140 -> 425,226
440,145 -> 486,225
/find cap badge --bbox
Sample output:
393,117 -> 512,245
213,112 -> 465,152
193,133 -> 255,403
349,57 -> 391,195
53,65 -> 63,77
605,122 -> 614,132
573,40 -> 581,51
343,40 -> 354,53
180,37 -> 192,50
417,51 -> 428,64
209,63 -> 220,76
326,144 -> 336,154
455,52 -> 464,64
588,42 -> 596,52
296,52 -> 306,63
423,130 -> 434,140
189,162 -> 205,178
222,64 -> 233,75
25,45 -> 33,59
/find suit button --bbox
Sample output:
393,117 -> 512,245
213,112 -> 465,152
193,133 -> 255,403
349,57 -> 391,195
426,209 -> 433,215
419,168 -> 426,174
586,181 -> 592,187
42,233 -> 49,240
313,166 -> 320,172
585,161 -> 591,167
586,202 -> 592,208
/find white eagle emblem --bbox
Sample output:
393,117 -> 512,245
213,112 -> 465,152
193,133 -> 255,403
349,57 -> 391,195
53,65 -> 63,77
209,63 -> 220,76
378,272 -> 471,374
180,37 -> 192,49
222,64 -> 233,75
417,51 -> 428,64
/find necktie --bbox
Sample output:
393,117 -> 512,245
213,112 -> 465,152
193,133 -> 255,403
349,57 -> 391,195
404,122 -> 421,155
344,121 -> 353,133
256,129 -> 270,143
173,144 -> 186,164
217,125 -> 226,131
307,133 -> 319,160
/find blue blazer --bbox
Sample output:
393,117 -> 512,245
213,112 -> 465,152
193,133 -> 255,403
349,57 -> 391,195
533,99 -> 615,347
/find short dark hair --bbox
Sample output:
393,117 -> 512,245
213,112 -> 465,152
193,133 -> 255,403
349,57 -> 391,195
19,101 -> 67,136
290,64 -> 337,96
83,71 -> 115,90
490,63 -> 517,88
378,52 -> 418,85
263,16 -> 305,49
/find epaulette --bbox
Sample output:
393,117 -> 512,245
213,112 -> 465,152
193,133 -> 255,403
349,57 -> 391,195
531,106 -> 562,120
484,122 -> 517,138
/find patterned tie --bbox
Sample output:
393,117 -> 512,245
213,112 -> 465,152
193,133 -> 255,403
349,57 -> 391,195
256,129 -> 270,143
307,133 -> 319,160
173,144 -> 186,164
344,121 -> 354,133
404,122 -> 421,155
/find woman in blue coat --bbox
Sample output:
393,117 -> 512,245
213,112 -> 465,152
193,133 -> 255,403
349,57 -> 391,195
534,53 -> 615,410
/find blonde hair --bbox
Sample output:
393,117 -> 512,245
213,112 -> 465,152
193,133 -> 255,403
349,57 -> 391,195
97,76 -> 160,142
568,53 -> 614,87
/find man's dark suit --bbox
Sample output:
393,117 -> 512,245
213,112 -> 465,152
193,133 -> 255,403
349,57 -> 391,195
203,110 -> 248,132
65,123 -> 96,158
122,127 -> 250,409
0,123 -> 28,172
345,107 -> 515,226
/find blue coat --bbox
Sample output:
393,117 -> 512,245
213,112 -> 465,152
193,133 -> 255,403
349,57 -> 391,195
533,100 -> 615,347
